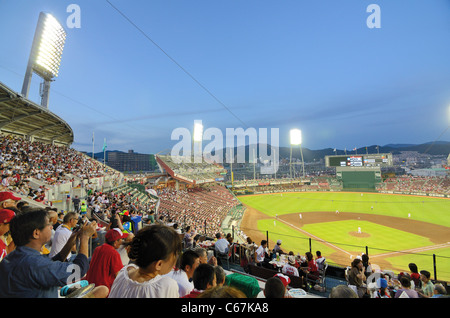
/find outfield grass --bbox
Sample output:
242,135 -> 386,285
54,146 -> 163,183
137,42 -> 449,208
240,191 -> 450,227
239,191 -> 450,281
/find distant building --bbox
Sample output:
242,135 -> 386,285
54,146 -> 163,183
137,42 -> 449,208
107,150 -> 152,172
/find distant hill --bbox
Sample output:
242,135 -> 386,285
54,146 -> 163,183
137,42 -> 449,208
222,141 -> 450,163
84,141 -> 450,163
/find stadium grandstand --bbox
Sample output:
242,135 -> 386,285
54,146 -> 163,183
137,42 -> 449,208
0,81 -> 125,211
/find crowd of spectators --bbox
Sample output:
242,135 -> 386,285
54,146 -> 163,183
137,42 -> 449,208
377,175 -> 450,195
0,134 -> 122,205
156,185 -> 239,238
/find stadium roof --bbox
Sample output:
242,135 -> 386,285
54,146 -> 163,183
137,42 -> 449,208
0,81 -> 73,145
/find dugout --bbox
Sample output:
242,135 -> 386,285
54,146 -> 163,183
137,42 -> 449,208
336,167 -> 381,191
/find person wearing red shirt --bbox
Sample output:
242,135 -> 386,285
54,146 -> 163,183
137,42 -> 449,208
85,228 -> 127,294
301,252 -> 320,282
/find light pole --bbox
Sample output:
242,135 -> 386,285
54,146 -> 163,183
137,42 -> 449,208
290,129 -> 305,178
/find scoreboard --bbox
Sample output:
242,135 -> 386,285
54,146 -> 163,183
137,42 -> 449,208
325,153 -> 392,168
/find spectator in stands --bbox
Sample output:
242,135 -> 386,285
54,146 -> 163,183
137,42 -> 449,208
195,247 -> 217,266
214,265 -> 226,286
226,232 -> 234,245
110,212 -> 134,243
242,237 -> 257,267
417,270 -> 434,298
0,191 -> 21,209
121,214 -> 134,236
329,285 -> 358,298
85,228 -> 127,295
0,209 -> 15,261
282,255 -> 299,277
166,249 -> 200,297
432,283 -> 447,298
408,263 -> 421,289
315,251 -> 326,271
108,224 -> 182,298
182,263 -> 216,298
49,212 -> 79,260
374,277 -> 391,298
183,226 -> 197,249
255,240 -> 270,267
263,276 -> 288,298
44,209 -> 59,253
173,223 -> 182,234
272,239 -> 285,255
0,208 -> 98,297
80,201 -> 87,216
395,276 -> 419,298
54,212 -> 64,231
214,232 -> 229,255
146,210 -> 155,224
301,251 -> 320,283
72,195 -> 80,212
347,258 -> 367,298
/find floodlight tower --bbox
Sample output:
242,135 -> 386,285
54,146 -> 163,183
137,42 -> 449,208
22,12 -> 67,108
290,129 -> 305,178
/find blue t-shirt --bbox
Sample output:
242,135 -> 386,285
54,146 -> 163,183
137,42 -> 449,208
0,246 -> 89,298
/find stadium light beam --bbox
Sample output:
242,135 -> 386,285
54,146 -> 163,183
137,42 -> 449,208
22,12 -> 67,108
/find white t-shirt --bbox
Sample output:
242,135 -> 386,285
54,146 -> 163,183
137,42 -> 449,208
165,269 -> 194,297
49,225 -> 72,260
282,264 -> 299,277
256,245 -> 266,263
108,264 -> 179,298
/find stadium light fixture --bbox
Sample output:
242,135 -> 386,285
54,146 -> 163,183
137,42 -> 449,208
290,129 -> 302,145
22,12 -> 67,108
193,121 -> 203,142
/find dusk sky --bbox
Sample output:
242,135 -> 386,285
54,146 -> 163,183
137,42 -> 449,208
1,0 -> 449,155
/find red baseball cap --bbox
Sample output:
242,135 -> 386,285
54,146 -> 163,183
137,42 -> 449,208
0,192 -> 21,202
105,228 -> 128,243
0,209 -> 16,224
273,273 -> 291,287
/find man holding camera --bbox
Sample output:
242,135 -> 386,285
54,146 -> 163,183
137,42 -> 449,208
0,208 -> 98,297
49,212 -> 79,260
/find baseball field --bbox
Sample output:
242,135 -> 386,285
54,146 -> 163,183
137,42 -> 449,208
238,191 -> 450,282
